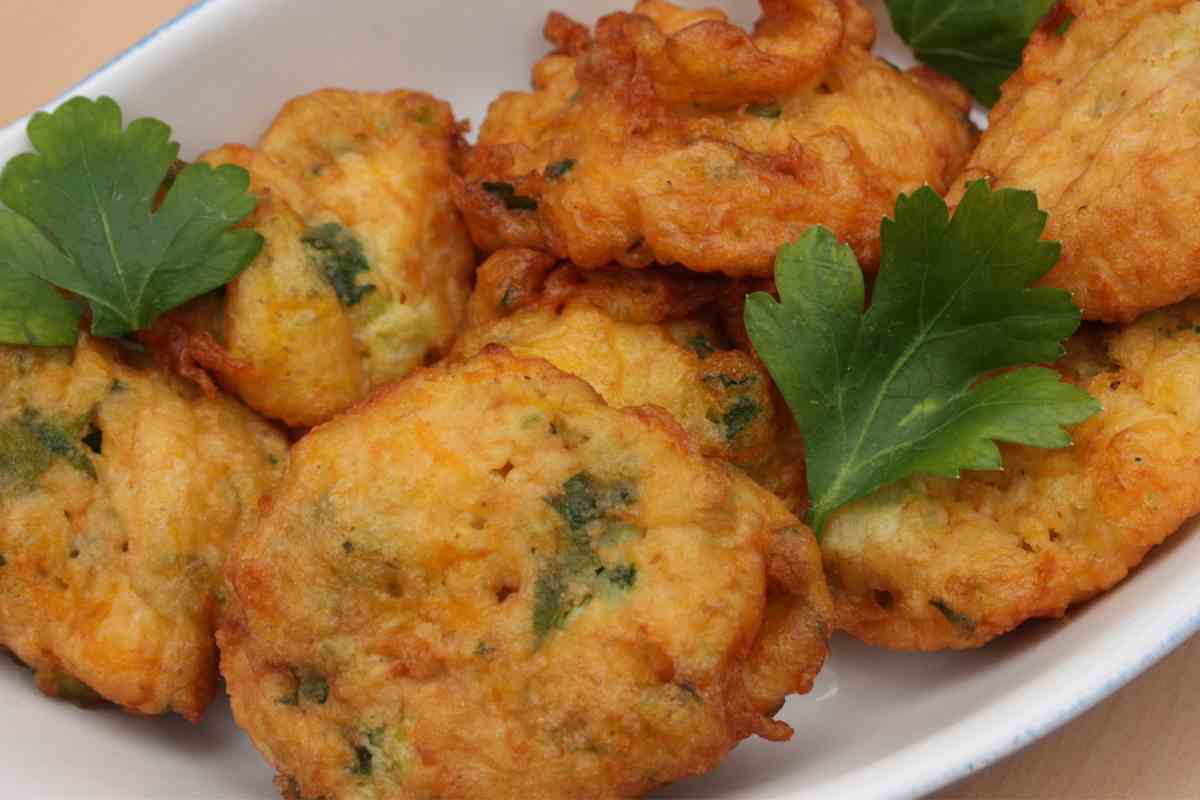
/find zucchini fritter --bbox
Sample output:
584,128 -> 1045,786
0,337 -> 286,718
453,250 -> 775,466
220,348 -> 830,800
948,0 -> 1200,323
159,89 -> 476,428
824,301 -> 1200,649
455,0 -> 975,275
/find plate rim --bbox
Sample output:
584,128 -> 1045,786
2,2 -> 1197,798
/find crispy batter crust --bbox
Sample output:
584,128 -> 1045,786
220,348 -> 830,799
825,302 -> 1200,649
455,251 -> 774,466
455,0 -> 975,276
947,0 -> 1200,323
0,338 -> 286,718
464,248 -> 727,330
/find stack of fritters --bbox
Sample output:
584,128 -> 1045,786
8,0 -> 1200,798
214,0 -> 977,793
455,0 -> 976,273
828,0 -> 1200,650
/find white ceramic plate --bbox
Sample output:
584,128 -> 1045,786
2,2 -> 1198,798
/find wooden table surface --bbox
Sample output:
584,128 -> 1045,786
3,2 -> 1198,798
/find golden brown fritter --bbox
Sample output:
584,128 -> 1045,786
220,348 -> 830,800
947,0 -> 1200,323
455,0 -> 976,276
0,337 -> 286,719
155,89 -> 476,428
742,411 -> 810,520
823,301 -> 1200,649
453,250 -> 775,466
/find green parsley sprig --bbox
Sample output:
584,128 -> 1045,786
0,96 -> 262,346
887,0 -> 1058,106
746,181 -> 1100,533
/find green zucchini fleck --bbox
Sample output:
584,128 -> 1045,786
546,159 -> 576,180
350,745 -> 373,776
687,335 -> 716,359
746,103 -> 782,119
533,568 -> 567,641
500,285 -> 517,308
931,599 -> 976,633
605,563 -> 637,589
0,410 -> 96,491
301,223 -> 376,306
721,396 -> 761,442
299,675 -> 329,705
482,181 -> 538,211
536,474 -> 641,640
704,372 -> 757,389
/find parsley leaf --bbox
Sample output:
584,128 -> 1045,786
887,0 -> 1057,106
0,96 -> 262,341
746,181 -> 1101,533
0,221 -> 82,346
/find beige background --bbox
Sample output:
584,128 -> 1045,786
2,1 -> 1199,798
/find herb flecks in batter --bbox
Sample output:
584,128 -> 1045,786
280,669 -> 329,706
0,409 -> 96,491
533,568 -> 568,641
546,159 -> 576,180
302,223 -> 376,306
687,335 -> 716,359
548,473 -> 604,531
931,599 -> 976,633
536,473 -> 640,641
547,473 -> 635,532
604,563 -> 637,589
704,373 -> 756,389
349,745 -> 373,777
346,725 -> 409,783
746,103 -> 783,119
482,181 -> 538,211
299,674 -> 329,705
721,396 -> 761,442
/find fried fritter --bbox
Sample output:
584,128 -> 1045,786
0,337 -> 286,718
742,410 -> 810,519
455,0 -> 976,276
823,301 -> 1200,649
220,348 -> 830,800
156,89 -> 476,428
453,250 -> 775,466
947,0 -> 1200,323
